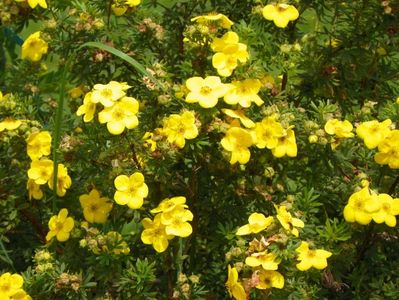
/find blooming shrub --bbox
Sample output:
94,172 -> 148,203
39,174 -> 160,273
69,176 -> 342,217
0,0 -> 399,299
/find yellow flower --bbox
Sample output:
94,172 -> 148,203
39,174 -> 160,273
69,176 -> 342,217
226,265 -> 246,300
91,81 -> 129,107
185,76 -> 228,108
141,214 -> 174,253
27,0 -> 47,8
76,92 -> 97,123
262,3 -> 299,28
150,196 -> 187,214
356,119 -> 392,149
191,13 -> 234,29
79,189 -> 113,224
371,193 -> 399,227
161,111 -> 199,148
295,241 -> 332,271
236,213 -> 273,235
98,96 -> 139,135
102,231 -> 130,255
26,131 -> 52,160
211,32 -> 249,77
48,163 -> 72,197
68,86 -> 84,99
245,250 -> 280,270
21,32 -> 48,62
27,159 -> 53,185
255,269 -> 284,290
275,205 -> 304,237
46,208 -> 74,242
143,132 -> 157,152
0,91 -> 2,101
0,118 -> 22,132
112,4 -> 128,16
126,0 -> 141,6
271,127 -> 297,158
160,206 -> 193,237
224,79 -> 263,107
221,127 -> 253,165
374,130 -> 399,169
253,116 -> 284,149
324,119 -> 354,138
9,289 -> 32,300
343,186 -> 380,225
26,179 -> 43,200
0,272 -> 25,299
222,109 -> 255,129
114,172 -> 148,209
396,96 -> 399,104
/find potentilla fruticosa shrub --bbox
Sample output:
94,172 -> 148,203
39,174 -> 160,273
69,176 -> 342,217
0,0 -> 399,299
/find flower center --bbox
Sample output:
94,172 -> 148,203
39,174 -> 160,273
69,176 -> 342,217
101,88 -> 113,98
200,86 -> 212,95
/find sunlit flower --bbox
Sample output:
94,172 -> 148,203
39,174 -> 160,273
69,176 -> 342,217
0,118 -> 22,132
185,76 -> 229,108
161,111 -> 198,148
371,193 -> 399,227
26,131 -> 52,160
27,179 -> 43,200
48,163 -> 72,197
98,96 -> 139,135
79,189 -> 113,224
262,3 -> 299,28
324,119 -> 354,138
191,13 -> 234,29
356,119 -> 392,149
245,250 -> 280,270
343,186 -> 380,225
141,214 -> 173,253
21,32 -> 48,62
226,265 -> 246,300
222,109 -> 255,128
224,79 -> 263,107
151,196 -> 187,214
374,130 -> 399,169
46,208 -> 74,242
253,116 -> 284,149
76,92 -> 97,123
91,81 -> 129,107
221,127 -> 253,165
275,204 -> 304,237
271,127 -> 297,158
295,241 -> 332,271
236,213 -> 273,235
255,269 -> 284,290
27,159 -> 53,185
0,273 -> 24,299
114,172 -> 148,209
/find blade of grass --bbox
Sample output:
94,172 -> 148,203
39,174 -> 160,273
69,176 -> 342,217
80,42 -> 166,91
0,239 -> 16,271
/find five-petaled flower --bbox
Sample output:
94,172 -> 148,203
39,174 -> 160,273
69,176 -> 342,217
221,127 -> 253,165
26,131 -> 52,160
295,241 -> 332,271
161,111 -> 199,148
236,212 -> 273,235
275,204 -> 304,237
141,214 -> 173,253
185,76 -> 229,108
114,172 -> 148,209
21,32 -> 48,62
226,265 -> 246,300
79,189 -> 113,224
46,208 -> 75,242
262,3 -> 299,28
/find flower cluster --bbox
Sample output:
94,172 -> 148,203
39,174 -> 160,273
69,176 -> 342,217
344,182 -> 399,226
21,31 -> 48,62
76,81 -> 140,135
210,31 -> 249,77
160,111 -> 199,148
46,208 -> 75,242
79,188 -> 113,224
26,130 -> 71,198
141,196 -> 193,252
113,172 -> 148,209
0,272 -> 31,300
80,225 -> 130,255
221,115 -> 297,165
33,250 -> 53,273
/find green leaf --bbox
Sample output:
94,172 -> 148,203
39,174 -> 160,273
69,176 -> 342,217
79,42 -> 166,91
